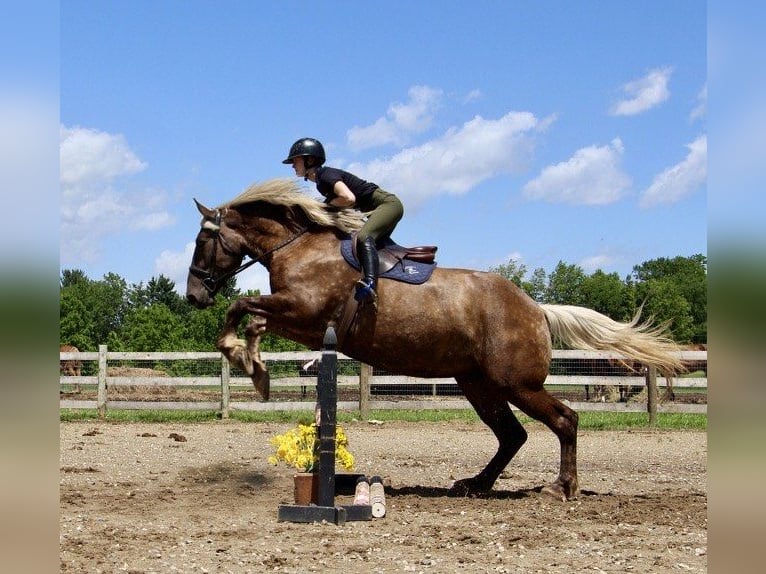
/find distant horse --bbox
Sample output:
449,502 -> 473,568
578,358 -> 646,403
186,179 -> 683,501
662,343 -> 708,402
60,344 -> 82,393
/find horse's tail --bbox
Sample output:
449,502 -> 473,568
539,304 -> 685,375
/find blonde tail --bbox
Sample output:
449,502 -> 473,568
540,304 -> 685,375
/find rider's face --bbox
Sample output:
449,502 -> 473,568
291,156 -> 306,177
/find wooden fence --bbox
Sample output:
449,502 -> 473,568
60,347 -> 707,419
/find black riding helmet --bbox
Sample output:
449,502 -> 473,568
282,137 -> 326,169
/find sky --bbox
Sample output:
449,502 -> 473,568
58,1 -> 709,295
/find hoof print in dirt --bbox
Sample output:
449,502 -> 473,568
138,433 -> 157,438
168,433 -> 187,442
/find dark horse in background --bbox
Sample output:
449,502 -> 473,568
186,179 -> 683,501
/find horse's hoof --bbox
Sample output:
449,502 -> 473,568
541,484 -> 567,502
449,477 -> 491,497
541,481 -> 578,501
252,370 -> 270,402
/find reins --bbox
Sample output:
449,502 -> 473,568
189,209 -> 308,294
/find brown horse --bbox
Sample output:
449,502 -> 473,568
186,179 -> 683,501
60,344 -> 82,393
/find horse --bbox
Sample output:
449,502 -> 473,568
60,344 -> 82,393
185,178 -> 684,501
661,343 -> 708,402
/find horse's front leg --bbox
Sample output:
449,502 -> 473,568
216,298 -> 270,400
244,316 -> 269,400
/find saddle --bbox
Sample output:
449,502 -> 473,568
350,232 -> 437,275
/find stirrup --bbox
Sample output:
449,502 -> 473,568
354,279 -> 377,305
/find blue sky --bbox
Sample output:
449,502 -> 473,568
59,1 -> 707,294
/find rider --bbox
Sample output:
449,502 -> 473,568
282,137 -> 404,304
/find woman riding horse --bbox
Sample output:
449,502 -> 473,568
282,137 -> 404,304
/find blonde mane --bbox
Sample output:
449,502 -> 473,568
219,178 -> 365,234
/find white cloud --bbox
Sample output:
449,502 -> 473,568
463,89 -> 482,104
60,125 -> 174,265
640,135 -> 707,209
522,138 -> 631,205
60,125 -> 146,185
346,111 -> 547,207
132,211 -> 175,231
347,85 -> 443,149
155,242 -> 195,293
610,67 -> 672,116
154,241 -> 272,295
690,84 -> 707,122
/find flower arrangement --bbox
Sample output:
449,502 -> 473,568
268,423 -> 354,472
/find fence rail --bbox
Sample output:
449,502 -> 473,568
60,347 -> 707,417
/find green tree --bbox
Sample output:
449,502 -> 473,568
635,278 -> 694,343
526,267 -> 548,302
182,295 -> 234,351
487,259 -> 549,301
110,303 -> 186,352
218,276 -> 242,299
59,270 -> 130,349
59,289 -> 91,349
60,268 -> 89,288
260,332 -> 309,352
632,255 -> 706,342
488,259 -> 527,288
579,270 -> 635,321
129,275 -> 188,316
545,261 -> 586,305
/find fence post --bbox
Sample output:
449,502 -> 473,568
359,363 -> 372,419
646,365 -> 658,425
220,355 -> 230,419
97,345 -> 107,419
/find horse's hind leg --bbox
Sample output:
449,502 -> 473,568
510,387 -> 579,501
243,317 -> 270,400
450,376 -> 528,497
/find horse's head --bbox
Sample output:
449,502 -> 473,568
186,179 -> 364,308
186,199 -> 248,308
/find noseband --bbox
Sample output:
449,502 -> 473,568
189,208 -> 307,294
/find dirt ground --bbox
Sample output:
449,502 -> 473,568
60,420 -> 707,573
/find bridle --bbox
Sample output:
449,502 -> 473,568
188,208 -> 308,294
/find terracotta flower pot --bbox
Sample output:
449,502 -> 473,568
293,472 -> 319,505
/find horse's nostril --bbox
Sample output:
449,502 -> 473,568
186,293 -> 197,305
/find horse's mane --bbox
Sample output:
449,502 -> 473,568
219,178 -> 365,234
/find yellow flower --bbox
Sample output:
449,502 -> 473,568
268,423 -> 354,472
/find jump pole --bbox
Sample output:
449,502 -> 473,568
277,326 -> 371,523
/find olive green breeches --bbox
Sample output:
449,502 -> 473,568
356,188 -> 404,245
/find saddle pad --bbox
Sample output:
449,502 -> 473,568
340,238 -> 436,285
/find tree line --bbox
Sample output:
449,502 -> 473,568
59,254 -> 706,353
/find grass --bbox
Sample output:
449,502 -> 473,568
60,408 -> 706,430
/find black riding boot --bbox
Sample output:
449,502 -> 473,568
355,236 -> 379,304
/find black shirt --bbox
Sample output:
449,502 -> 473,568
315,166 -> 378,202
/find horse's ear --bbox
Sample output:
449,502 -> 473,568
194,198 -> 216,219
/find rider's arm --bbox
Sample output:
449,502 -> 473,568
327,181 -> 356,208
